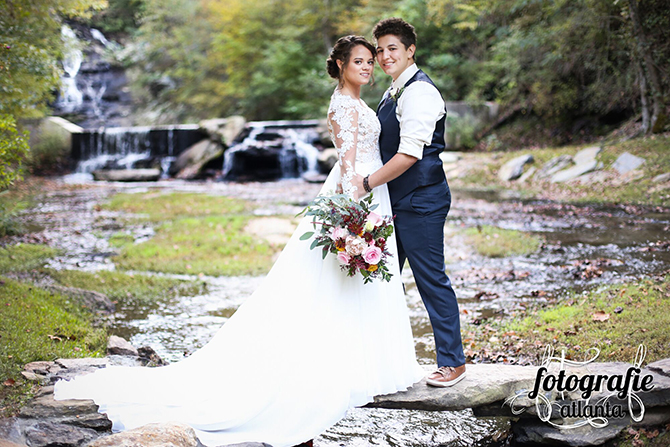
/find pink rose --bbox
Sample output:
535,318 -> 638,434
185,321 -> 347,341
337,251 -> 351,265
366,212 -> 384,227
363,245 -> 382,265
329,226 -> 347,241
345,235 -> 367,256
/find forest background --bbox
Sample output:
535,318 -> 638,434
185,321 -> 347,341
1,0 -> 669,188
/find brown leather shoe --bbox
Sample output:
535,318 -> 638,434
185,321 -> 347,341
426,365 -> 466,387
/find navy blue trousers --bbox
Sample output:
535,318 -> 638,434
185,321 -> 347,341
392,180 -> 465,368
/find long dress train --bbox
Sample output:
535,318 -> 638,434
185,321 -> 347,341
54,88 -> 424,447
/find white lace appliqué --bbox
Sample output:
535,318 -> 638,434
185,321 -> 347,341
327,89 -> 382,198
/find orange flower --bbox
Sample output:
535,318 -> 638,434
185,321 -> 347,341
367,264 -> 378,272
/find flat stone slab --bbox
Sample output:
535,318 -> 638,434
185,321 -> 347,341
369,360 -> 670,414
368,364 -> 538,411
573,146 -> 601,165
612,151 -> 645,174
551,159 -> 599,183
92,169 -> 161,182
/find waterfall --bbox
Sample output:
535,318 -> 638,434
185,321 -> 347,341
57,25 -> 83,114
69,124 -> 205,180
222,121 -> 322,181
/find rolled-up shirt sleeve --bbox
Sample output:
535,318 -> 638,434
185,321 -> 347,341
396,81 -> 445,160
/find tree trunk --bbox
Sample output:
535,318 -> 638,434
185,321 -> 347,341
628,0 -> 667,133
637,60 -> 650,135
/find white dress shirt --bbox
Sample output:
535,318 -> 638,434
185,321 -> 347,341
386,63 -> 446,160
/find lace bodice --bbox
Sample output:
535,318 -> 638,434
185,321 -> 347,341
327,88 -> 382,197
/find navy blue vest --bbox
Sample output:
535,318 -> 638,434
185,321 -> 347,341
377,69 -> 446,205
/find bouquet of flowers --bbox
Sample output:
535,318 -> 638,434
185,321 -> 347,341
297,193 -> 394,284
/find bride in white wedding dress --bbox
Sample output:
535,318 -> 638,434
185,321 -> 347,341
54,35 -> 424,447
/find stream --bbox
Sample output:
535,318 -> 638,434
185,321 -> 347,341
27,177 -> 670,446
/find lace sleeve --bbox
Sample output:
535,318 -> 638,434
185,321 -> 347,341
328,103 -> 359,199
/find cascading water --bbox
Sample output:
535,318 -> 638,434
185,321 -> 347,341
68,124 -> 205,181
222,121 -> 322,181
57,25 -> 84,114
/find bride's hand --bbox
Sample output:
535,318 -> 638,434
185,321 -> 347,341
351,174 -> 365,200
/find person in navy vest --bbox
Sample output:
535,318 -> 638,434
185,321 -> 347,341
351,18 -> 466,387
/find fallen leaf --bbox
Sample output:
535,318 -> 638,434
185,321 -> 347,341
3,379 -> 15,387
592,311 -> 610,322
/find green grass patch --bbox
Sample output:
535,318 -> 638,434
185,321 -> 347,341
454,134 -> 670,206
0,244 -> 60,274
45,269 -> 206,306
507,275 -> 670,363
109,232 -> 135,248
464,225 -> 543,257
105,191 -> 247,221
103,192 -> 276,276
0,277 -> 106,416
114,215 -> 274,276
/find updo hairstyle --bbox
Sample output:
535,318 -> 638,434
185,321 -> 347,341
326,35 -> 376,86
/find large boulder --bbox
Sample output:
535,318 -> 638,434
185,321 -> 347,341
317,148 -> 338,173
86,422 -> 199,447
107,335 -> 139,357
92,169 -> 161,182
173,139 -> 224,179
199,116 -> 246,146
498,154 -> 534,181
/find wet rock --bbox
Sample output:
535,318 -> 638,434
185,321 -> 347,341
511,418 -> 628,446
317,148 -> 338,173
92,169 -> 161,182
173,139 -> 224,180
551,159 -> 599,183
138,345 -> 168,366
44,285 -> 115,314
23,421 -> 100,447
86,422 -> 198,447
107,335 -> 139,357
199,116 -> 246,146
536,154 -> 572,180
573,146 -> 601,165
498,154 -> 534,181
612,151 -> 645,174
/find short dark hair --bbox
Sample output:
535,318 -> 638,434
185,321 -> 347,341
326,35 -> 376,85
373,18 -> 417,50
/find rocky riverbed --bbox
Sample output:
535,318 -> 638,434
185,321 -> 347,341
2,176 -> 670,446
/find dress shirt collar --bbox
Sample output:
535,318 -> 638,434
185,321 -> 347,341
391,63 -> 419,92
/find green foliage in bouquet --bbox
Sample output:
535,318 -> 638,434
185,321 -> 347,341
297,193 -> 395,284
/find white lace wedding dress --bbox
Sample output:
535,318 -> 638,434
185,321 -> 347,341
54,89 -> 424,447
